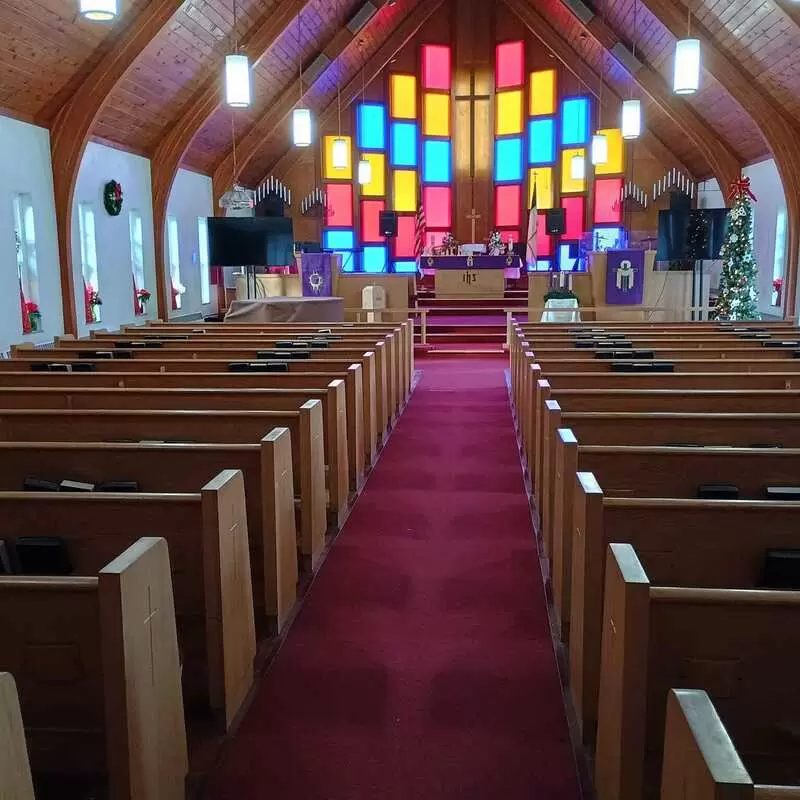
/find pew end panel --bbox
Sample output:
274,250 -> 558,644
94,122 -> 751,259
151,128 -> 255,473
552,428 -> 578,641
533,379 -> 551,515
200,470 -> 257,732
345,365 -> 365,492
569,471 -> 606,744
299,400 -> 328,567
660,689 -> 752,800
260,429 -> 298,635
594,543 -> 651,800
322,379 -> 350,517
98,537 -> 188,800
541,399 -> 562,558
0,672 -> 35,800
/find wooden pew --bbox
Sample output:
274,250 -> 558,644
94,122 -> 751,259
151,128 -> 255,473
0,382 -> 354,508
0,538 -> 187,799
0,673 -> 35,800
0,435 -> 297,634
596,543 -> 800,800
551,435 -> 800,643
661,689 -> 800,800
0,406 -> 326,561
0,368 -> 376,471
570,474 -> 800,747
0,472 -> 256,731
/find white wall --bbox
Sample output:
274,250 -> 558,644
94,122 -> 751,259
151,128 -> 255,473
72,141 -> 158,336
0,117 -> 62,352
743,158 -> 786,316
166,169 -> 216,319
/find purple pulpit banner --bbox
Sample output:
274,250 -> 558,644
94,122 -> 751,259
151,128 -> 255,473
300,253 -> 334,297
605,249 -> 645,305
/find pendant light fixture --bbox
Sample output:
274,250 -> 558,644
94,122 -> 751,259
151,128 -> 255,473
292,13 -> 313,147
332,82 -> 349,170
571,153 -> 586,181
673,2 -> 700,95
622,0 -> 643,139
225,0 -> 251,108
79,0 -> 119,21
357,62 -> 372,185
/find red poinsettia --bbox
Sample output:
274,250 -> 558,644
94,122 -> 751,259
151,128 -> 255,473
24,301 -> 39,315
137,288 -> 151,301
773,277 -> 783,292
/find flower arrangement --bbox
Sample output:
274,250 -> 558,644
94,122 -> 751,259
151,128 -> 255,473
136,287 -> 151,315
773,277 -> 783,292
85,285 -> 102,323
440,232 -> 457,255
24,301 -> 41,332
88,290 -> 102,307
487,230 -> 503,255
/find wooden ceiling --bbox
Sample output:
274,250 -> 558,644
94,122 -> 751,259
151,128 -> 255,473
1,0 -> 799,186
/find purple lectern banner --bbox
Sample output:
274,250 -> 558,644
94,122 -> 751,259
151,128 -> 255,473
300,253 -> 334,297
605,249 -> 645,305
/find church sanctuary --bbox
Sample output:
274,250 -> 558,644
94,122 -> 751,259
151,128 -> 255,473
3,0 -> 800,798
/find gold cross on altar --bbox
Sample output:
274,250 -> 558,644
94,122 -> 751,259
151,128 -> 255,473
467,208 -> 481,243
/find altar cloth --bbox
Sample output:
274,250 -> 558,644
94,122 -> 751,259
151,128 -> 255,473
419,255 -> 523,279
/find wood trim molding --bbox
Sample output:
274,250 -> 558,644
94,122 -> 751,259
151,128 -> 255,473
246,0 -> 448,191
637,0 -> 800,317
502,0 -> 694,180
773,0 -> 800,32
519,0 -> 741,194
150,0 -> 308,321
49,0 -> 185,335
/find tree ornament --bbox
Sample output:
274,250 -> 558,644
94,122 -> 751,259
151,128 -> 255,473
103,180 -> 124,216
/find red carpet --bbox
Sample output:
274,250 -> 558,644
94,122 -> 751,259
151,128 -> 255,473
204,357 -> 581,799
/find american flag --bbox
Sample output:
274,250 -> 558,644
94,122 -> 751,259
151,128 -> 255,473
414,196 -> 427,260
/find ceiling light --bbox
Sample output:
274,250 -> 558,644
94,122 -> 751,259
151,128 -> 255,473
225,53 -> 251,108
332,137 -> 349,170
79,0 -> 119,21
621,99 -> 642,139
591,134 -> 608,166
292,108 -> 312,147
358,157 -> 372,185
673,38 -> 701,94
570,154 -> 586,181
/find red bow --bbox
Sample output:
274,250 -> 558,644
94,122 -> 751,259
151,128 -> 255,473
728,176 -> 757,203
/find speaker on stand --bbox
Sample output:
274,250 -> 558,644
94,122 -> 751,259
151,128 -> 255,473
545,208 -> 567,288
379,211 -> 398,238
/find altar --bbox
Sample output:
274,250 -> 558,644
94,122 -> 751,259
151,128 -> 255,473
420,254 -> 523,298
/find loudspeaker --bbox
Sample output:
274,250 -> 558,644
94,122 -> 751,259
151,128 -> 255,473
545,208 -> 565,236
379,211 -> 398,238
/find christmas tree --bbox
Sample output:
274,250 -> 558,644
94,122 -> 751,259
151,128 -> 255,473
715,177 -> 759,320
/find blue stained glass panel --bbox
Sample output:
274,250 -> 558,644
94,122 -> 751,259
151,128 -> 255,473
494,137 -> 523,182
423,139 -> 451,183
561,97 -> 589,146
363,245 -> 388,273
528,258 -> 551,272
528,118 -> 555,165
324,229 -> 354,251
358,103 -> 386,151
391,122 -> 418,167
393,260 -> 418,273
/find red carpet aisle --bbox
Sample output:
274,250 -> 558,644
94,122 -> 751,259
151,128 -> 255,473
205,357 -> 581,799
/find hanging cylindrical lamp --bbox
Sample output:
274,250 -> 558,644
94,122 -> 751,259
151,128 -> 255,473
225,54 -> 251,108
79,0 -> 119,21
621,99 -> 642,139
591,133 -> 608,166
292,13 -> 313,147
673,38 -> 700,94
571,153 -> 586,181
358,157 -> 372,185
332,138 -> 349,170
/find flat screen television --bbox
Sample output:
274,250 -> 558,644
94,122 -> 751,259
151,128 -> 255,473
656,208 -> 729,261
207,217 -> 294,267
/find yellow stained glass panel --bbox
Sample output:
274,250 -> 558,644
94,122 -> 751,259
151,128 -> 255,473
594,128 -> 625,175
496,90 -> 523,136
528,167 -> 553,210
390,74 -> 417,119
423,93 -> 450,137
561,148 -> 586,193
392,169 -> 417,212
530,70 -> 556,116
360,153 -> 386,197
323,135 -> 352,180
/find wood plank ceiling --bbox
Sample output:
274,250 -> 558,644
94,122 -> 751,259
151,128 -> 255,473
0,0 -> 798,185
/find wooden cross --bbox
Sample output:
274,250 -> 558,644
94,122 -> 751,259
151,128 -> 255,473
467,208 -> 481,244
144,584 -> 158,686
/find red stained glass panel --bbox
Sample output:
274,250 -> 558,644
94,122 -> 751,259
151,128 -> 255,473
495,184 -> 522,228
561,196 -> 585,240
594,178 -> 624,224
395,215 -> 416,257
422,45 -> 451,91
423,186 -> 452,229
496,41 -> 524,89
325,183 -> 353,228
361,200 -> 386,243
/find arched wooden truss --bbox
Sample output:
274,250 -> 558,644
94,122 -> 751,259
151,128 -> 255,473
48,0 -> 185,335
638,0 -> 800,316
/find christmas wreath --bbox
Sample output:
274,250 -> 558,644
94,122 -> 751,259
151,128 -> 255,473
104,180 -> 123,216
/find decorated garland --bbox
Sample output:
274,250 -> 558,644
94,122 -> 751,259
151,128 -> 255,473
104,180 -> 123,216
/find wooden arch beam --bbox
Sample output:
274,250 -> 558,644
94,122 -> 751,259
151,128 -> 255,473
520,0 -> 742,194
637,0 -> 800,317
150,0 -> 308,320
503,0 -> 692,180
50,0 -> 185,335
225,0 -> 447,194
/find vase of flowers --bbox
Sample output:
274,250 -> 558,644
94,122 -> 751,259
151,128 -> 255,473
441,233 -> 457,256
25,301 -> 42,332
88,290 -> 102,323
487,230 -> 503,256
137,288 -> 151,315
773,277 -> 783,306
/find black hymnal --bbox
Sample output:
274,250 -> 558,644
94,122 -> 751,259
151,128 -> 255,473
596,340 -> 633,348
610,362 -> 675,373
71,362 -> 96,372
143,341 -> 164,348
23,477 -> 60,492
761,550 -> 800,590
78,350 -> 113,359
113,351 -> 135,359
30,362 -> 50,372
575,341 -> 594,349
764,486 -> 800,501
15,537 -> 72,576
0,540 -> 12,574
308,340 -> 330,348
257,350 -> 311,360
96,481 -> 140,493
697,484 -> 740,499
47,363 -> 72,372
59,480 -> 95,493
762,340 -> 799,348
229,362 -> 289,373
793,351 -> 800,359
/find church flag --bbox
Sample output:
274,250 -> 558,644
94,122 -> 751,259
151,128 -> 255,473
526,181 -> 537,269
605,249 -> 645,305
